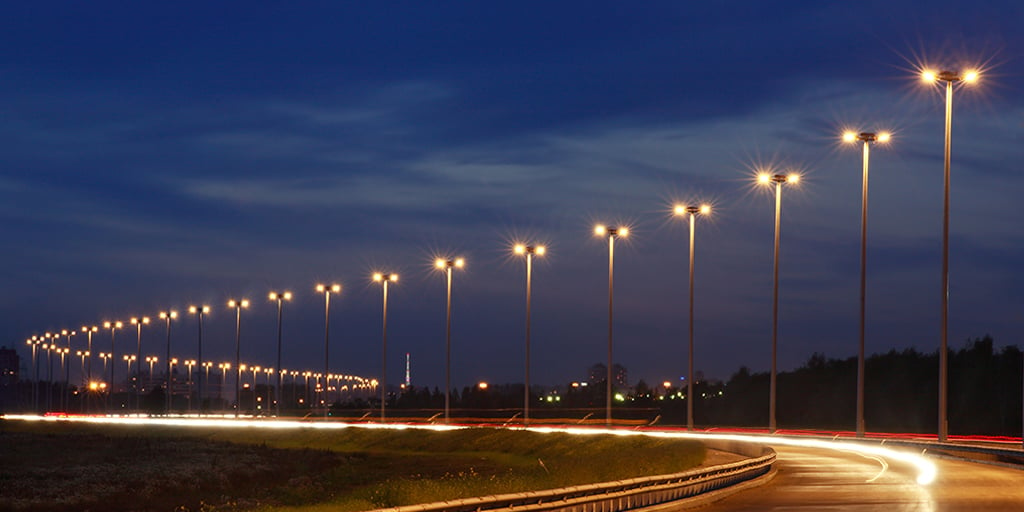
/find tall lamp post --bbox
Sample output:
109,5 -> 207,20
373,273 -> 398,422
674,204 -> 711,431
315,284 -> 341,418
843,130 -> 891,437
594,225 -> 628,427
757,172 -> 799,433
158,311 -> 178,414
26,337 -> 40,412
145,356 -> 159,394
80,326 -> 98,411
60,330 -> 76,411
188,305 -> 210,413
922,68 -> 978,442
130,317 -> 150,412
514,244 -> 546,426
227,299 -> 249,418
268,292 -> 292,417
103,321 -> 123,413
435,258 -> 465,424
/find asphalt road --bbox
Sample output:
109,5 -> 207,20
693,444 -> 1024,511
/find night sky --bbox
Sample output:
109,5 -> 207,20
4,2 -> 1023,390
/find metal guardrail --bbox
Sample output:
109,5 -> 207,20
370,448 -> 775,512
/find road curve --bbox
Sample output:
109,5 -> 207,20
691,444 -> 1024,511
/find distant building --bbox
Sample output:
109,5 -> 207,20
587,363 -> 628,388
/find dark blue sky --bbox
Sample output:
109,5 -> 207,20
3,2 -> 1022,389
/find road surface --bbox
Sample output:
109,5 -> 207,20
692,444 -> 1024,511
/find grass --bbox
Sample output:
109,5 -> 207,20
0,420 -> 705,512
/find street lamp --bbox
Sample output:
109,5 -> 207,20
202,361 -> 213,410
188,305 -> 210,413
843,130 -> 891,438
674,204 -> 711,431
158,311 -> 178,413
218,363 -> 231,409
129,317 -> 150,412
268,292 -> 292,417
102,321 -> 123,412
249,364 -> 261,415
435,257 -> 465,424
315,284 -> 341,418
263,367 -> 274,415
227,299 -> 250,417
26,337 -> 41,412
80,326 -> 98,389
513,244 -> 546,426
594,224 -> 628,427
922,67 -> 979,442
757,171 -> 799,433
372,272 -> 398,422
123,354 -> 137,403
184,359 -> 197,412
60,330 -> 76,411
145,356 -> 159,394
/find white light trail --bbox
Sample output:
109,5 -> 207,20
2,415 -> 937,485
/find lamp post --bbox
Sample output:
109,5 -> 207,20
757,172 -> 799,433
218,363 -> 231,409
922,68 -> 979,442
513,244 -> 546,426
268,292 -> 292,417
102,321 -> 123,413
249,364 -> 261,415
843,130 -> 891,437
594,225 -> 628,427
228,299 -> 250,417
80,326 -> 98,411
129,317 -> 150,412
98,351 -> 111,411
59,346 -> 70,411
145,356 -> 159,395
76,349 -> 90,411
435,258 -> 465,424
26,337 -> 40,412
184,359 -> 196,413
60,330 -> 76,411
263,367 -> 274,415
373,273 -> 398,422
674,204 -> 711,431
202,361 -> 213,410
187,305 -> 210,413
315,284 -> 340,418
158,311 -> 178,414
123,354 -> 137,405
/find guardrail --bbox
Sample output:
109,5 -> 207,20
371,448 -> 775,512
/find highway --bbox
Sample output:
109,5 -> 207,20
693,443 -> 1024,511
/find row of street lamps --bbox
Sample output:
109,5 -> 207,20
20,67 -> 982,439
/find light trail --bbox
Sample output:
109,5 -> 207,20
2,414 -> 937,485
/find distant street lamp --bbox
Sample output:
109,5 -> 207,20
158,311 -> 178,413
98,351 -> 112,410
757,172 -> 799,433
922,67 -> 979,442
26,337 -> 41,412
123,354 -> 137,404
145,356 -> 159,394
227,299 -> 250,418
103,321 -> 123,413
184,359 -> 197,412
218,363 -> 231,408
80,326 -> 98,391
594,225 -> 628,427
435,257 -> 465,424
263,367 -> 274,415
514,244 -> 546,426
249,364 -> 261,415
316,284 -> 341,418
674,204 -> 711,431
60,330 -> 76,411
130,317 -> 150,411
188,305 -> 210,413
268,292 -> 292,417
843,130 -> 891,438
201,361 -> 213,410
373,272 -> 398,422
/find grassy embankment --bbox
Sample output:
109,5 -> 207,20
0,420 -> 705,512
